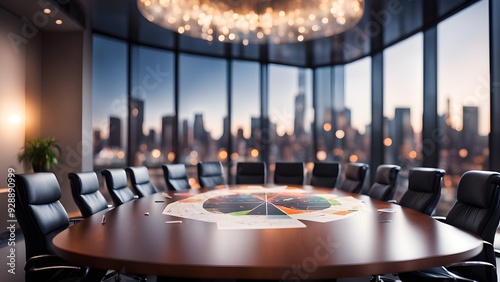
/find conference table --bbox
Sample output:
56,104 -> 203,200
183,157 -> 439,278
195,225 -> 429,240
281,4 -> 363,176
52,184 -> 483,280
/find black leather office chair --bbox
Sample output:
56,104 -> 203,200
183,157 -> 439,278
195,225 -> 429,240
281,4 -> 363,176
367,164 -> 401,201
273,162 -> 304,185
68,171 -> 145,281
14,172 -> 105,281
68,171 -> 109,218
197,161 -> 226,188
398,170 -> 500,282
236,162 -> 266,184
101,168 -> 136,206
310,162 -> 340,188
126,166 -> 157,197
162,163 -> 192,191
338,162 -> 369,194
398,167 -> 446,215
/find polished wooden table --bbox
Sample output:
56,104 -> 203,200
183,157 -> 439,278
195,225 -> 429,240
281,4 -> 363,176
52,185 -> 483,280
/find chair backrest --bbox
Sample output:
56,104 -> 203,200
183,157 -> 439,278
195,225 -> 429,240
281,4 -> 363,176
338,163 -> 369,194
367,164 -> 401,201
68,172 -> 109,218
447,170 -> 500,243
236,162 -> 266,185
197,161 -> 226,188
14,173 -> 70,259
310,162 -> 340,188
398,167 -> 445,215
126,166 -> 157,197
101,168 -> 135,206
444,170 -> 500,281
273,162 -> 304,185
162,164 -> 191,191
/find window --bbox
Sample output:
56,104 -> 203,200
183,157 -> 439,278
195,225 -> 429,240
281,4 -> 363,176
268,65 -> 313,166
344,57 -> 371,164
437,0 -> 489,215
178,54 -> 228,184
314,67 -> 334,161
231,60 -> 260,161
130,45 -> 175,167
92,35 -> 128,169
230,60 -> 261,183
383,34 -> 424,172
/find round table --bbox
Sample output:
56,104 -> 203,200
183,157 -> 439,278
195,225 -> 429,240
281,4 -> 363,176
52,185 -> 482,280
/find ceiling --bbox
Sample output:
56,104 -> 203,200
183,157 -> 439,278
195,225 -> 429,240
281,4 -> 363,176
1,0 -> 84,31
2,0 -> 479,67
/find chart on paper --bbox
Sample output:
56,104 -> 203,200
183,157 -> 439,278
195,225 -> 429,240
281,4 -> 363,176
163,186 -> 367,229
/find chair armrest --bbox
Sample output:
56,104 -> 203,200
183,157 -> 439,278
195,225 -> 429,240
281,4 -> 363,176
446,240 -> 496,272
446,260 -> 496,269
69,217 -> 84,225
25,254 -> 83,272
432,215 -> 446,222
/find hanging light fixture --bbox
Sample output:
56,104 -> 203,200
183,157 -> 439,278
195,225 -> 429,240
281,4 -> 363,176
137,0 -> 364,45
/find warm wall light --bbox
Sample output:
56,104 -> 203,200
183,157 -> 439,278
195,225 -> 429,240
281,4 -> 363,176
55,19 -> 63,25
43,8 -> 51,14
137,0 -> 364,44
8,114 -> 22,124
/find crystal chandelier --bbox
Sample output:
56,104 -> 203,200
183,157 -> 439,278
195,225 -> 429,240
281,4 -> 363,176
137,0 -> 364,45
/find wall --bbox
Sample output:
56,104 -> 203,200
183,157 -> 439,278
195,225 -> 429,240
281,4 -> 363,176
0,6 -> 92,218
0,8 -> 26,183
0,7 -> 27,233
40,31 -> 86,213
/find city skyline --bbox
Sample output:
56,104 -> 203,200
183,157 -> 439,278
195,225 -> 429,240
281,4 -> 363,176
91,1 -> 489,170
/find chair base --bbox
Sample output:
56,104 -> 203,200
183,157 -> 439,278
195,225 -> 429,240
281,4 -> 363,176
397,266 -> 477,282
371,275 -> 400,282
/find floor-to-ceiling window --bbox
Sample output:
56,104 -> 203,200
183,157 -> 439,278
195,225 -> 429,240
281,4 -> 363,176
92,35 -> 129,170
437,0 -> 489,215
230,60 -> 260,182
178,54 -> 228,186
130,45 -> 175,167
314,67 -> 334,162
314,61 -> 371,184
129,45 -> 175,187
383,33 -> 424,199
89,2 -> 490,194
344,57 -> 371,166
268,64 -> 313,178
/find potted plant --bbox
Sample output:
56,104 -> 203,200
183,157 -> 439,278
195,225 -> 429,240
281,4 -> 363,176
17,137 -> 62,172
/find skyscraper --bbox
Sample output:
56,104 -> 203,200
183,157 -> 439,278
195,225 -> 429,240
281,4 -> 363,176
93,129 -> 103,155
130,97 -> 145,151
294,68 -> 306,137
294,93 -> 306,137
392,108 -> 414,166
109,116 -> 121,148
462,106 -> 479,149
161,115 -> 175,152
181,119 -> 191,149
